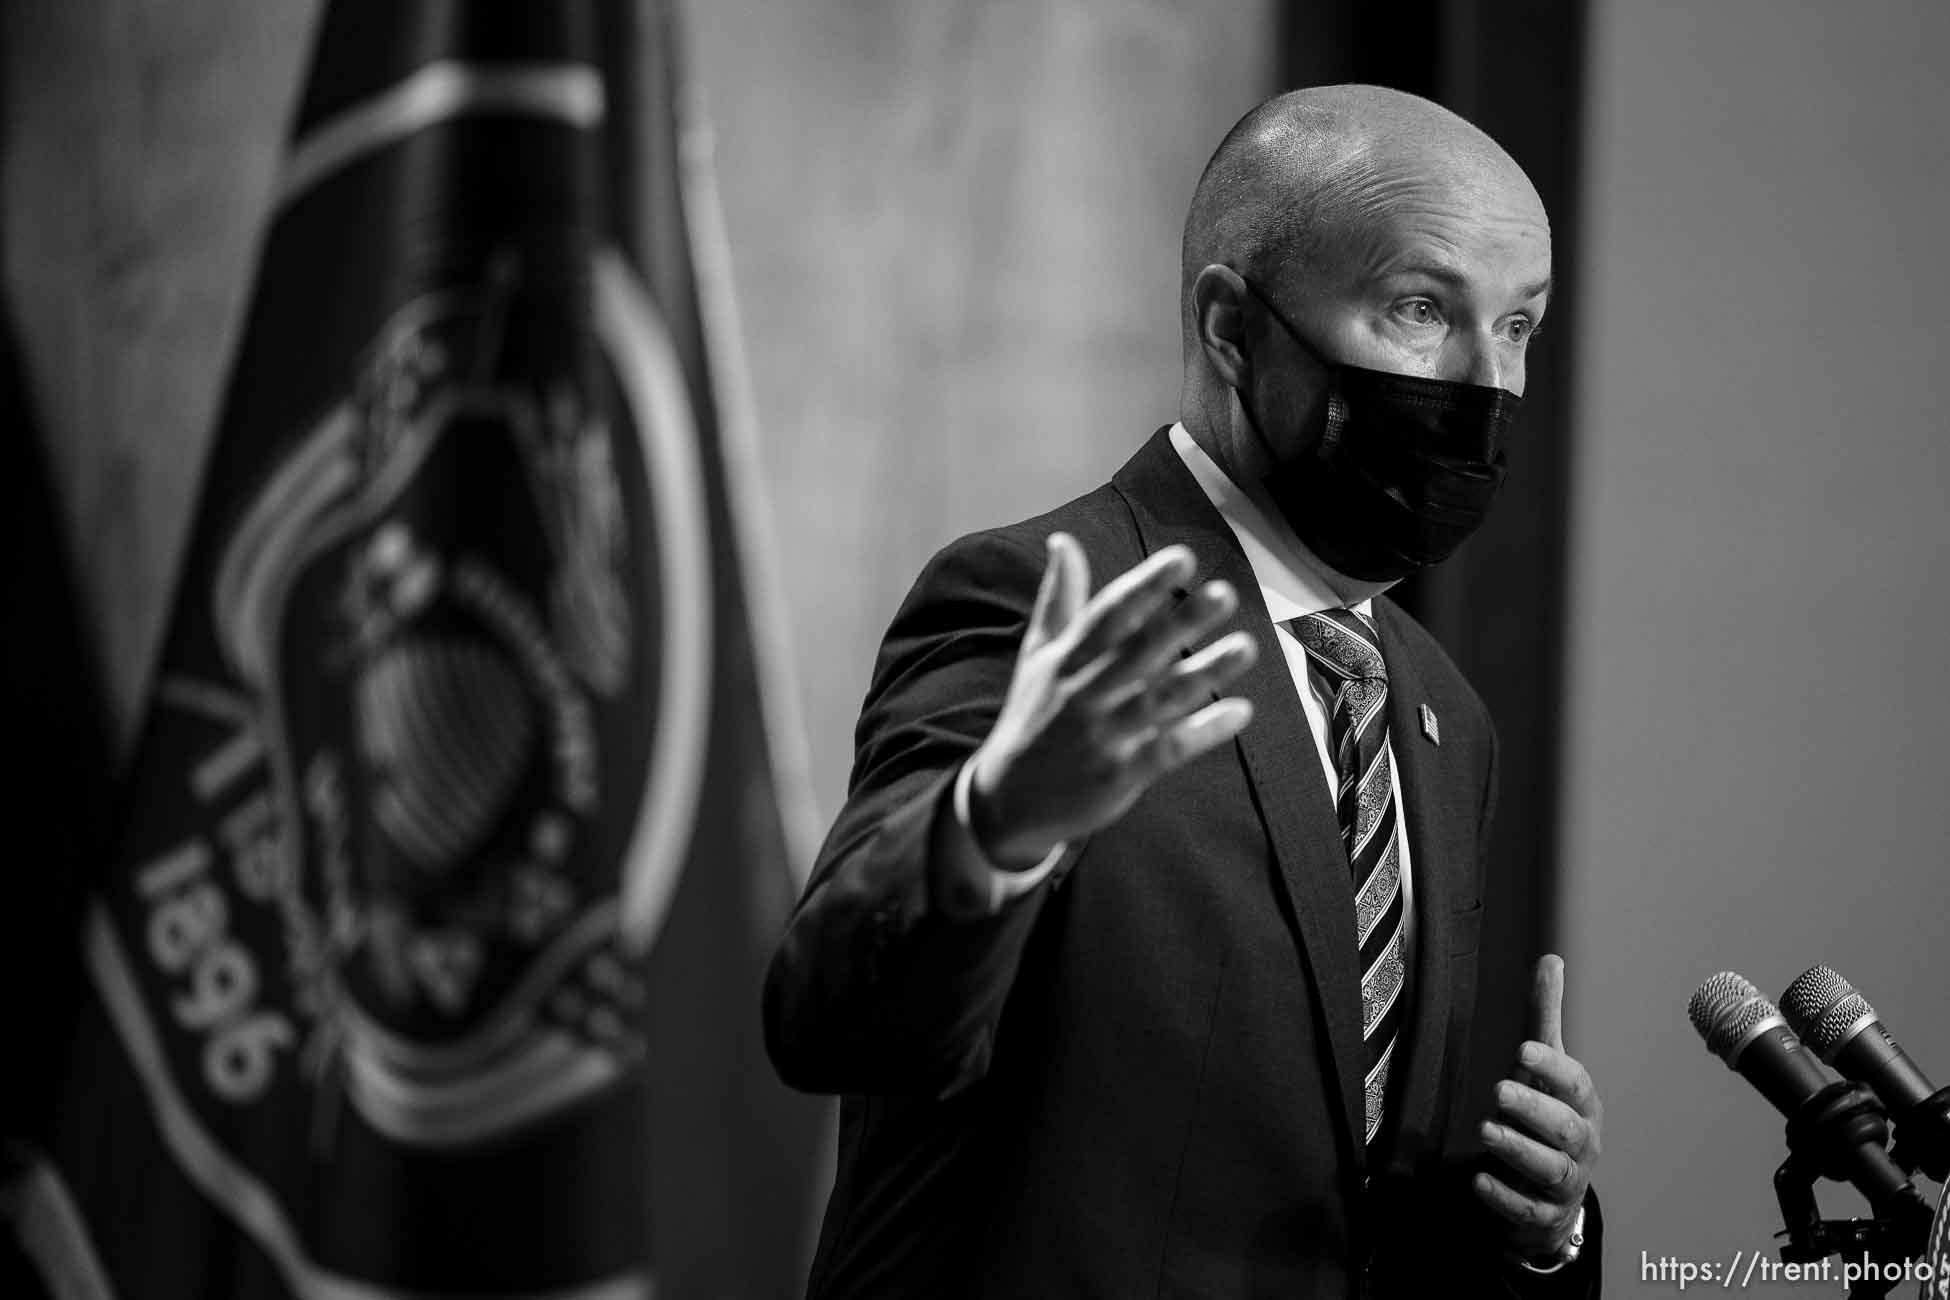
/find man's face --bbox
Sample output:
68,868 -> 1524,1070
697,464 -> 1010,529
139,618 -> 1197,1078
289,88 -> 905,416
1257,161 -> 1552,425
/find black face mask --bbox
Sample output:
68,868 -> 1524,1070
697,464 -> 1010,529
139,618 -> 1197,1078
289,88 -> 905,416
1239,282 -> 1521,582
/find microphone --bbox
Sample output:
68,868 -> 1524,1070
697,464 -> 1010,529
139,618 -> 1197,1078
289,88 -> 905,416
1688,972 -> 1918,1210
1782,965 -> 1950,1182
1690,971 -> 1835,1114
1781,967 -> 1934,1112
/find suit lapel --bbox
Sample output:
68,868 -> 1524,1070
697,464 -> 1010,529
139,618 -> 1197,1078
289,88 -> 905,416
1112,428 -> 1370,1171
1374,601 -> 1460,1173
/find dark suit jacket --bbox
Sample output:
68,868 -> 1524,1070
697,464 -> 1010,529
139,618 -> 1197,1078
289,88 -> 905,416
764,427 -> 1600,1298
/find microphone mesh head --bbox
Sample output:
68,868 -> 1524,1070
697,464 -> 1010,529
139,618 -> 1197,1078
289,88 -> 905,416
1688,971 -> 1760,1041
1806,991 -> 1877,1057
1705,994 -> 1787,1063
1688,972 -> 1788,1066
1781,965 -> 1853,1033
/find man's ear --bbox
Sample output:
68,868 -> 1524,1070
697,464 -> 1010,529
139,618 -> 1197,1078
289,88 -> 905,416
1191,264 -> 1252,391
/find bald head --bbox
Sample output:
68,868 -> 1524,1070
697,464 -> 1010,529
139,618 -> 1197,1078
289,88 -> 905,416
1176,85 -> 1552,489
1180,85 -> 1543,349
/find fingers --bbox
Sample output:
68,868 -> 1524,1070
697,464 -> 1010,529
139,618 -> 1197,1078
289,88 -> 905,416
1139,697 -> 1255,774
1026,532 -> 1091,653
1054,533 -> 1089,632
1098,629 -> 1257,739
1480,1118 -> 1581,1201
1024,536 -> 1065,652
1089,578 -> 1243,697
1513,1041 -> 1600,1119
1529,953 -> 1565,1053
1493,1078 -> 1595,1161
1473,1169 -> 1570,1236
1478,964 -> 1597,1257
1058,544 -> 1196,675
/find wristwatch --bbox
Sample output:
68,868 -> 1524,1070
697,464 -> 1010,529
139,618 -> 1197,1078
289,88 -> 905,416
1518,1203 -> 1586,1273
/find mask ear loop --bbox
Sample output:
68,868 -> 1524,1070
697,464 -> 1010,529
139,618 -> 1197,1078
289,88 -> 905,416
1236,380 -> 1282,469
1238,276 -> 1343,464
1229,319 -> 1285,472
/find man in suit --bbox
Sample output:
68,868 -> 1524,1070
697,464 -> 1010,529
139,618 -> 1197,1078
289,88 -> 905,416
764,84 -> 1604,1297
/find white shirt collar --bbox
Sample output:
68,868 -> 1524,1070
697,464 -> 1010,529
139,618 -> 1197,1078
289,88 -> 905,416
1165,422 -> 1395,622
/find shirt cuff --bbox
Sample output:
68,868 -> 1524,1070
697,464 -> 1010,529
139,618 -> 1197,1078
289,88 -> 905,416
1511,1203 -> 1586,1274
946,758 -> 1066,913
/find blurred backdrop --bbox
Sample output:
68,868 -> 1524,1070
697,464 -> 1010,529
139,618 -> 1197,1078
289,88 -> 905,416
3,0 -> 1948,1295
1562,0 -> 1950,1285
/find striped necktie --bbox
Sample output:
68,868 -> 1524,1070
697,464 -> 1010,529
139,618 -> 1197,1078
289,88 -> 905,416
1291,608 -> 1406,1151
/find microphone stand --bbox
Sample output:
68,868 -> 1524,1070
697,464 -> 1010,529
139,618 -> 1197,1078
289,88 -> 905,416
1890,1084 -> 1950,1185
1772,1082 -> 1934,1299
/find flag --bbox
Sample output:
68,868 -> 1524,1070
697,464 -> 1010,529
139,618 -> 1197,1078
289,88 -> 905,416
596,3 -> 833,1295
26,1 -> 826,1295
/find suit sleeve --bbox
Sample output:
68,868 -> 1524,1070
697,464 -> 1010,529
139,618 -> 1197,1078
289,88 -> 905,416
1396,1174 -> 1603,1298
1452,1179 -> 1604,1299
761,528 -> 1063,1099
1501,1188 -> 1603,1299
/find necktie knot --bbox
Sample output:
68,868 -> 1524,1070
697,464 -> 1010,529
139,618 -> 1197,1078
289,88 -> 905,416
1292,608 -> 1387,684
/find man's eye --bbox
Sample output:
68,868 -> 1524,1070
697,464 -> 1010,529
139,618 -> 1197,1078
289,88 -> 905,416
1393,300 -> 1442,328
1504,316 -> 1543,345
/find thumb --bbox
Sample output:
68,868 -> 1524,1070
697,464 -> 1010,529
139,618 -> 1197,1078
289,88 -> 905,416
1529,953 -> 1566,1053
1025,532 -> 1087,652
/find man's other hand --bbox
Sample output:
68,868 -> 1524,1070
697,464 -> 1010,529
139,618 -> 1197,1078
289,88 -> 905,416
1475,953 -> 1603,1260
965,532 -> 1258,870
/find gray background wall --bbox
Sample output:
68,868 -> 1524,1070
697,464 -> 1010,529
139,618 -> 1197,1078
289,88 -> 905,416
685,0 -> 1275,824
1560,0 -> 1950,1289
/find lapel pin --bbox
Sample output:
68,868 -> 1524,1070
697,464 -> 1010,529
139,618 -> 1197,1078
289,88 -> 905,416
1419,703 -> 1440,746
